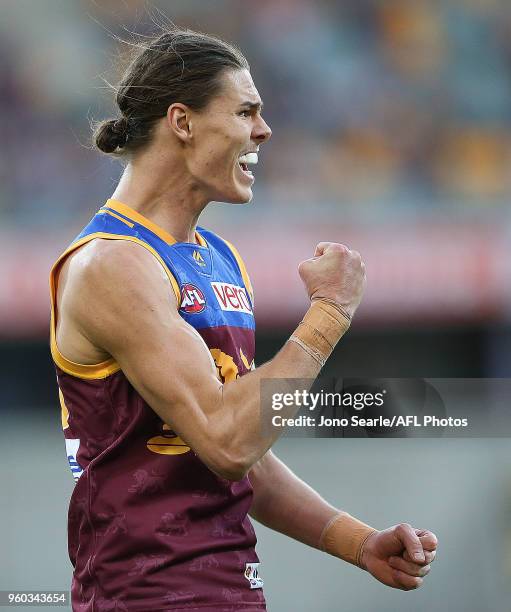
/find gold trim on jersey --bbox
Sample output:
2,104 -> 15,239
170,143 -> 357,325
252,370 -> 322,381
97,209 -> 135,228
105,199 -> 207,247
49,231 -> 181,380
223,239 -> 254,304
59,388 -> 70,429
195,232 -> 207,248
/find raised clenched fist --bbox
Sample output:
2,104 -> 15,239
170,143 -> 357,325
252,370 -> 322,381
298,242 -> 366,319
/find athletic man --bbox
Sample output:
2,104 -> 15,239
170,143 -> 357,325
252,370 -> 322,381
50,28 -> 437,611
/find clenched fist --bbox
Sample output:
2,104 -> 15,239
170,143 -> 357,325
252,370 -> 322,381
361,524 -> 438,591
298,242 -> 366,319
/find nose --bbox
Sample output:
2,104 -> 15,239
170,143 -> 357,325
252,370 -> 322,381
253,115 -> 272,144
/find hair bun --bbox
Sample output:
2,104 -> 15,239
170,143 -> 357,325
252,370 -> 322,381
94,117 -> 129,154
112,117 -> 128,135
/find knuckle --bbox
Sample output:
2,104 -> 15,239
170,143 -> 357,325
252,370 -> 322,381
396,523 -> 408,535
398,522 -> 412,535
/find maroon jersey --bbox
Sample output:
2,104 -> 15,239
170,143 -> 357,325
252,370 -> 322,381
50,200 -> 266,611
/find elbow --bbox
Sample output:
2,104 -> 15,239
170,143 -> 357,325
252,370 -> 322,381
214,464 -> 248,482
198,415 -> 257,481
207,447 -> 253,482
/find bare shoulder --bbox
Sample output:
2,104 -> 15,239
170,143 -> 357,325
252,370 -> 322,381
66,238 -> 168,287
61,238 -> 174,307
58,238 -> 179,355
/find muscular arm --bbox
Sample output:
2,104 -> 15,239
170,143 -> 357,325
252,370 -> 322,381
248,450 -> 339,548
58,238 -> 362,480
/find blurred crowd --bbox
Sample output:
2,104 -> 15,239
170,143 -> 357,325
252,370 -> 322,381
2,0 -> 511,229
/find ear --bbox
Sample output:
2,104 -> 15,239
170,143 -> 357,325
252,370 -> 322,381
167,103 -> 193,143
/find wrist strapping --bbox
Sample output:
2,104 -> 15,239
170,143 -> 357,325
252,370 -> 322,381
319,511 -> 377,568
289,300 -> 351,367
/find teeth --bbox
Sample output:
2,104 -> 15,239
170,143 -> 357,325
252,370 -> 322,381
239,152 -> 258,165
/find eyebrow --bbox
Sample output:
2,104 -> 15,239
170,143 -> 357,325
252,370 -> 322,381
238,101 -> 264,112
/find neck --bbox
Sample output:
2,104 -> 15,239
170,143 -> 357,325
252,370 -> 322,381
111,152 -> 208,244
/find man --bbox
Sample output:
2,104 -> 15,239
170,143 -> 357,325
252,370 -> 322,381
50,28 -> 437,611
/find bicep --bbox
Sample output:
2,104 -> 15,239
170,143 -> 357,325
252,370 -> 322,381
114,307 -> 223,443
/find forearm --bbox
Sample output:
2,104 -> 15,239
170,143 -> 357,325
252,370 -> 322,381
217,342 -> 320,464
213,300 -> 351,471
248,451 -> 339,548
248,452 -> 377,567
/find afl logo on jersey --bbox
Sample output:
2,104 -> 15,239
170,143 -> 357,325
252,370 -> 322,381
180,284 -> 206,314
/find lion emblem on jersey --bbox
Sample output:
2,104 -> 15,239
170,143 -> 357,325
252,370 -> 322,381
189,554 -> 220,572
128,469 -> 166,494
156,512 -> 189,537
127,554 -> 168,576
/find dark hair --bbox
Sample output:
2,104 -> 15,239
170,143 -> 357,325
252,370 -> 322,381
94,27 -> 249,155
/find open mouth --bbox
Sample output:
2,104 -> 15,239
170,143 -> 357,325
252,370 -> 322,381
237,161 -> 253,179
238,152 -> 258,179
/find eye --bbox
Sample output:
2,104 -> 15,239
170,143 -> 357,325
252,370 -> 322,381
238,110 -> 251,117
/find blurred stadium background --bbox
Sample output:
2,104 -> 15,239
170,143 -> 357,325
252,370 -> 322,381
0,1 -> 510,610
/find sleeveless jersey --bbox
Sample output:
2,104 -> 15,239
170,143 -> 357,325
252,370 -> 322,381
49,199 -> 266,612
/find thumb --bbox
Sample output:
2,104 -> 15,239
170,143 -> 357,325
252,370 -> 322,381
397,524 -> 425,563
314,242 -> 331,257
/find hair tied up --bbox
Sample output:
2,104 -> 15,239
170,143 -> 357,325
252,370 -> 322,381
95,117 -> 129,154
111,117 -> 129,147
113,117 -> 128,132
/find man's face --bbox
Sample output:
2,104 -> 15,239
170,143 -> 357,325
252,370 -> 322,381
187,69 -> 272,204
